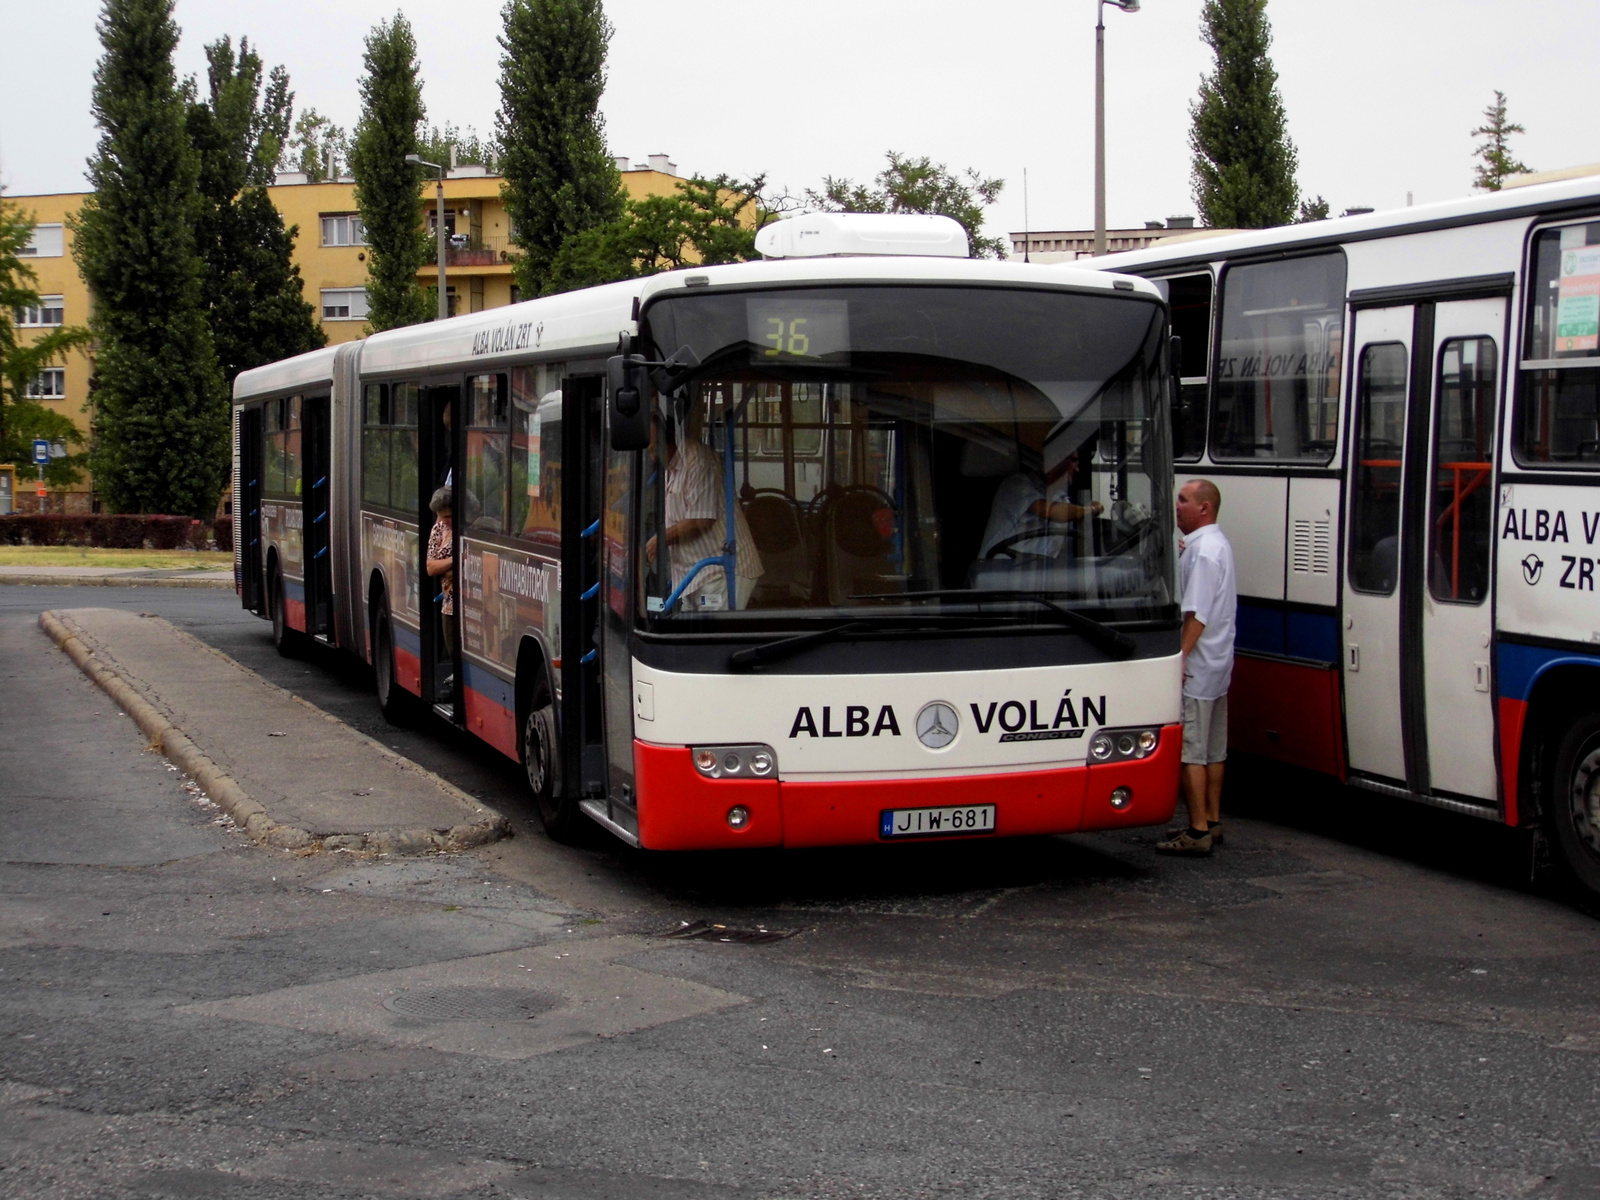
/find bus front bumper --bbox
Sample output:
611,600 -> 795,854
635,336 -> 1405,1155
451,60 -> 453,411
632,727 -> 1181,851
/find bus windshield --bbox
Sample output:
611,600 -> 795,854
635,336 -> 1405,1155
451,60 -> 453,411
638,285 -> 1175,626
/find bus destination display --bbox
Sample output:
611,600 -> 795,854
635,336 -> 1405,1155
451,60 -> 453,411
747,298 -> 849,363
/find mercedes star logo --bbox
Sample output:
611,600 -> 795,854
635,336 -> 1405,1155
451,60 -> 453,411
1522,553 -> 1544,586
916,702 -> 959,749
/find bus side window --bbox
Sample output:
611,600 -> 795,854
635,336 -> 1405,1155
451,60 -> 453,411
362,383 -> 390,508
511,366 -> 563,547
391,383 -> 420,515
1211,254 -> 1346,463
1348,343 -> 1408,593
263,397 -> 285,496
1158,273 -> 1212,462
284,396 -> 302,497
1429,338 -> 1497,603
1513,221 -> 1600,467
465,374 -> 509,534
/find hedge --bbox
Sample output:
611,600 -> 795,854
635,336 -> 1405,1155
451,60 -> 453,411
0,514 -> 231,551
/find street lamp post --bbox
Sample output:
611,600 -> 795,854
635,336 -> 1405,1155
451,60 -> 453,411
406,157 -> 451,321
1094,0 -> 1140,256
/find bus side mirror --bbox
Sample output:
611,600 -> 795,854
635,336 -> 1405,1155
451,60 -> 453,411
607,354 -> 651,450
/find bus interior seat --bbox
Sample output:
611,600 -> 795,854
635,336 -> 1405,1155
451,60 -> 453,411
825,486 -> 903,605
743,490 -> 812,606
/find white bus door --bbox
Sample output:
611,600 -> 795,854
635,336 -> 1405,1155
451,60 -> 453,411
1417,299 -> 1503,802
1344,297 -> 1504,806
1343,306 -> 1413,783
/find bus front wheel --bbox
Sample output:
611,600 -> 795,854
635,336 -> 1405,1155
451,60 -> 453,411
269,566 -> 301,658
1548,710 -> 1600,900
523,689 -> 579,841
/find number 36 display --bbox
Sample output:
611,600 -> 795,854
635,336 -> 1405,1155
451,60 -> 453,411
746,298 -> 850,363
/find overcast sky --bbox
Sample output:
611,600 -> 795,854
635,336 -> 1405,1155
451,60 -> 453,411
3,0 -> 1597,243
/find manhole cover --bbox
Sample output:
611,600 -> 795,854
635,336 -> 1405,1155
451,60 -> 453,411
663,919 -> 796,945
383,986 -> 561,1022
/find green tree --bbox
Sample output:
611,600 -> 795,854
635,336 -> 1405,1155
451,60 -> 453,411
349,13 -> 430,331
289,108 -> 349,181
0,200 -> 93,487
71,0 -> 228,516
417,123 -> 502,172
497,0 -> 624,298
186,37 -> 324,384
1472,90 -> 1531,192
544,175 -> 771,293
1189,0 -> 1299,229
1295,195 -> 1330,223
807,152 -> 1006,258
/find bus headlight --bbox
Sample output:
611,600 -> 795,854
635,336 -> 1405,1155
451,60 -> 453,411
691,744 -> 778,779
1087,727 -> 1161,764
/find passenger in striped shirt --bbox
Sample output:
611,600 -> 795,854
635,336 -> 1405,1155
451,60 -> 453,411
647,416 -> 763,610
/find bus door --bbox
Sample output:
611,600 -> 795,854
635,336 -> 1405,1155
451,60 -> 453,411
560,375 -> 607,803
1418,298 -> 1503,802
301,394 -> 333,639
419,381 -> 464,720
239,406 -> 265,614
1343,298 -> 1504,805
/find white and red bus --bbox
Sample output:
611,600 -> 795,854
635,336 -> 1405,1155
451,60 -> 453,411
232,213 -> 1184,850
1093,169 -> 1600,897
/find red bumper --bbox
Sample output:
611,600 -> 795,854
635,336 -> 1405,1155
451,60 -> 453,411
633,726 -> 1180,851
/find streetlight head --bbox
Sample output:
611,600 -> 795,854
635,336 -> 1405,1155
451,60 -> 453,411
404,154 -> 422,165
1111,0 -> 1139,10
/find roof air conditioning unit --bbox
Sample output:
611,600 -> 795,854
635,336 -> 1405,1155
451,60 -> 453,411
756,212 -> 969,260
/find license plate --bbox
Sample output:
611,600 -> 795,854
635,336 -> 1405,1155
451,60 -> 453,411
880,804 -> 996,839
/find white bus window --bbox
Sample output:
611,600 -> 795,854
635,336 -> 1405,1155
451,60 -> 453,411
465,374 -> 509,534
1211,254 -> 1345,462
1348,343 -> 1408,594
511,366 -> 562,547
1153,273 -> 1212,462
1429,338 -> 1497,604
1515,222 -> 1600,467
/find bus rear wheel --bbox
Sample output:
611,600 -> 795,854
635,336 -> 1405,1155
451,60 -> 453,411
1549,710 -> 1600,901
373,596 -> 413,726
522,689 -> 579,841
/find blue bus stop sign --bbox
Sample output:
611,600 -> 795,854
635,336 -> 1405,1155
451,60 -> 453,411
33,440 -> 49,465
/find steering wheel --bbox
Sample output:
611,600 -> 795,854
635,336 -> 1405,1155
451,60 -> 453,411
985,528 -> 1058,560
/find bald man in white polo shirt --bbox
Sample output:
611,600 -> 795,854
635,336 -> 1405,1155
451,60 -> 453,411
1157,478 -> 1236,857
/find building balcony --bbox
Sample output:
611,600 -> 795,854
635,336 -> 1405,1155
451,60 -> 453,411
438,234 -> 515,268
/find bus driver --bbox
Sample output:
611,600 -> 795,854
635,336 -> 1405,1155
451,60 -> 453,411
645,413 -> 763,611
980,437 -> 1104,561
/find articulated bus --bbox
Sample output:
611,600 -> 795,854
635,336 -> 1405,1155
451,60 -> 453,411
232,213 -> 1184,850
1091,169 -> 1600,896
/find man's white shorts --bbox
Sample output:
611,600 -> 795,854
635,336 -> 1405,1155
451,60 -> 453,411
1182,694 -> 1228,765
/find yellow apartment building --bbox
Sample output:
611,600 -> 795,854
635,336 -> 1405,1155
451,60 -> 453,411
3,156 -> 688,512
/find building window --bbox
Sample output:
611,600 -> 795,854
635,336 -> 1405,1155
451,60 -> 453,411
19,224 -> 65,258
26,369 -> 65,399
16,295 -> 64,327
320,214 -> 367,247
321,287 -> 370,321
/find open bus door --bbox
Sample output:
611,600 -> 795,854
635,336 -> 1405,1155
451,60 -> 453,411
239,406 -> 265,614
557,375 -> 607,822
301,394 -> 333,638
420,381 -> 464,722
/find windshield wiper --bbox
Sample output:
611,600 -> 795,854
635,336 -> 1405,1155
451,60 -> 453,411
848,589 -> 1138,659
728,621 -> 872,672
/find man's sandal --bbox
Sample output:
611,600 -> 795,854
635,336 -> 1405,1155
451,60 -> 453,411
1155,828 -> 1213,856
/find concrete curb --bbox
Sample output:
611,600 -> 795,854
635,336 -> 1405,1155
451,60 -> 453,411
38,610 -> 512,856
1,573 -> 233,589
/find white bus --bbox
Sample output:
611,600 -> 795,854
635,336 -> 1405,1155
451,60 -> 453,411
232,213 -> 1185,850
1092,170 -> 1600,896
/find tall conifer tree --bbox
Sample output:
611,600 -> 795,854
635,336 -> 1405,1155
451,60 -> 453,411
1471,91 -> 1532,192
1188,0 -> 1299,229
187,37 -> 324,384
497,0 -> 624,297
349,13 -> 430,331
72,0 -> 228,516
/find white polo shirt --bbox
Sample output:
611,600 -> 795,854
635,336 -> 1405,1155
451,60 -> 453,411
980,472 -> 1077,558
1178,521 -> 1236,701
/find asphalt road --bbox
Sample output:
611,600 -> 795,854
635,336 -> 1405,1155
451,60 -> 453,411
3,584 -> 1600,1200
